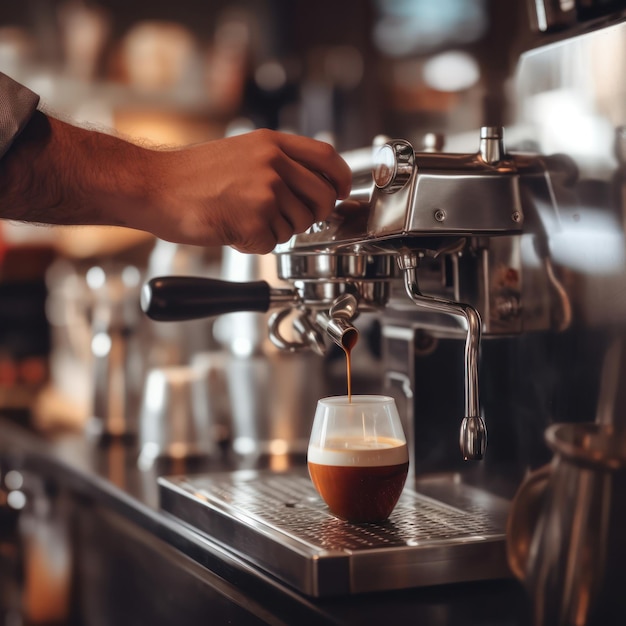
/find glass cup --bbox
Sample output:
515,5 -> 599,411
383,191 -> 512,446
307,395 -> 409,523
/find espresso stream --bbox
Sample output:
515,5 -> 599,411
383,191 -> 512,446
342,329 -> 358,402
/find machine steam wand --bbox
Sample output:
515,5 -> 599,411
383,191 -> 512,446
397,251 -> 486,460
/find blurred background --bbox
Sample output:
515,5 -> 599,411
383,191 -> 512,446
0,0 -> 533,153
0,0 -> 534,423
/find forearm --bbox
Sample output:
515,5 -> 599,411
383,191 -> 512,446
0,86 -> 351,253
0,110 -> 159,229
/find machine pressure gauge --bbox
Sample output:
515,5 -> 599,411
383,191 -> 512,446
373,139 -> 415,192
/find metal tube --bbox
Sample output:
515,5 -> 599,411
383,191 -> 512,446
398,253 -> 486,460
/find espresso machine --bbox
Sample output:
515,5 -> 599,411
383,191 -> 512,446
139,5 -> 626,599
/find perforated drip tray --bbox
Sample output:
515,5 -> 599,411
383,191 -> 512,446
158,469 -> 512,597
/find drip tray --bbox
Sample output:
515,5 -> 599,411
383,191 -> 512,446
158,469 -> 512,597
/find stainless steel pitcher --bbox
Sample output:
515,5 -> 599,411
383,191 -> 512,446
506,422 -> 626,626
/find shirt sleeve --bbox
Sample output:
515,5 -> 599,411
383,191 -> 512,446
0,72 -> 40,160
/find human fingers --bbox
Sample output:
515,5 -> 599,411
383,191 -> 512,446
269,213 -> 297,245
224,185 -> 313,253
253,183 -> 316,246
275,157 -> 339,223
273,133 -> 352,200
230,218 -> 293,254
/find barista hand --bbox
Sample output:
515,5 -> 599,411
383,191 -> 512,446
0,112 -> 352,254
144,128 -> 352,254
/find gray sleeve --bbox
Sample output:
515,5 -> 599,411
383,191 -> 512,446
0,72 -> 40,159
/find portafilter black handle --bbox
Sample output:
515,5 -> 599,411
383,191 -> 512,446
141,276 -> 271,321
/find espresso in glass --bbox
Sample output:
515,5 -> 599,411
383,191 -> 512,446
307,395 -> 409,523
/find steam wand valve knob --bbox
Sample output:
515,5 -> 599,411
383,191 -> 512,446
374,139 -> 415,192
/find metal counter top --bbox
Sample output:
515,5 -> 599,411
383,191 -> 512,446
0,412 -> 531,625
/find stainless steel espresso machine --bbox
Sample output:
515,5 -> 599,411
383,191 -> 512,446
139,5 -> 626,600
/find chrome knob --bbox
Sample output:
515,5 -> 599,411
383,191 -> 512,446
478,126 -> 504,165
373,139 -> 415,193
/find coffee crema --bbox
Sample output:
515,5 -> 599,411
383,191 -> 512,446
308,436 -> 409,523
